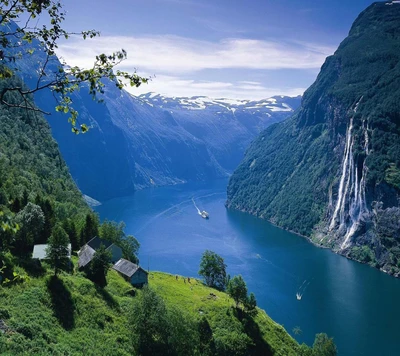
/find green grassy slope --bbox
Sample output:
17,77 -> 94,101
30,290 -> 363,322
151,272 -> 302,356
0,258 -> 304,355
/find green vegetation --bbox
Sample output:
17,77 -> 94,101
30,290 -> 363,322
312,333 -> 337,356
0,0 -> 147,133
46,224 -> 70,276
227,2 -> 400,274
0,77 -> 90,256
199,250 -> 227,290
0,255 -> 338,355
100,220 -> 140,263
226,275 -> 248,308
87,245 -> 112,288
349,246 -> 375,264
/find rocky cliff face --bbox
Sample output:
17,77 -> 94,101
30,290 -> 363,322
227,1 -> 400,276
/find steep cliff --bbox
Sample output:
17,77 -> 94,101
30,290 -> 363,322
227,1 -> 400,275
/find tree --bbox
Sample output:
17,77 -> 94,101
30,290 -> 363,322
0,0 -> 148,134
130,286 -> 199,356
312,333 -> 337,356
199,250 -> 227,290
244,292 -> 257,315
100,220 -> 140,262
62,219 -> 79,251
226,275 -> 248,308
80,212 -> 99,245
88,244 -> 111,287
120,235 -> 140,263
130,286 -> 170,355
13,202 -> 44,254
45,224 -> 70,276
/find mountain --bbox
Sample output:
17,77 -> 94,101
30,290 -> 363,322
35,84 -> 299,200
137,93 -> 301,172
0,75 -> 90,253
8,28 -> 300,201
227,1 -> 400,276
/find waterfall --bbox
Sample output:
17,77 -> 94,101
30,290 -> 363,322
329,116 -> 354,230
328,97 -> 370,249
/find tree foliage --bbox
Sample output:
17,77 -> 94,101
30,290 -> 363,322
45,224 -> 70,275
198,250 -> 227,290
244,292 -> 257,314
13,202 -> 44,254
0,0 -> 148,133
312,333 -> 337,356
227,275 -> 248,308
87,244 -> 111,287
100,219 -> 140,263
80,212 -> 99,246
130,286 -> 199,356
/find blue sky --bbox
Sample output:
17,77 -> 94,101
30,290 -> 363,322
55,0 -> 376,99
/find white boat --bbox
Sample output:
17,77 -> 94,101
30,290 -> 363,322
200,211 -> 209,219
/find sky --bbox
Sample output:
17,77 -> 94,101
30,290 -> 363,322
53,0 -> 377,99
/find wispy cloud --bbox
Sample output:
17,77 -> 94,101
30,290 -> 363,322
126,75 -> 306,100
56,34 -> 331,99
57,35 -> 334,74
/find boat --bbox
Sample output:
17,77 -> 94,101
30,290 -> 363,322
296,293 -> 302,300
200,210 -> 209,219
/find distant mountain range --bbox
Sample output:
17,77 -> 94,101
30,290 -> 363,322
3,15 -> 300,202
15,35 -> 300,201
227,2 -> 400,276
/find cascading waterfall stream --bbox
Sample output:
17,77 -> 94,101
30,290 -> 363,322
329,117 -> 354,230
328,98 -> 370,249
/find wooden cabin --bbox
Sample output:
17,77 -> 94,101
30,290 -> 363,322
112,258 -> 148,287
78,237 -> 123,270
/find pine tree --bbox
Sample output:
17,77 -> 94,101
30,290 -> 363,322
88,244 -> 111,287
46,225 -> 70,276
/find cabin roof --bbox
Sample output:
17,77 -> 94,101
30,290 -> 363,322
87,236 -> 113,251
78,245 -> 96,269
32,244 -> 72,260
112,258 -> 148,278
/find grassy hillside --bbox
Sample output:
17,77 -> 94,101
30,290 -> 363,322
0,256 -> 309,355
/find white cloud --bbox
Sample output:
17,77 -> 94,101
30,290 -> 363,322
57,35 -> 334,74
56,34 -> 330,99
127,75 -> 306,100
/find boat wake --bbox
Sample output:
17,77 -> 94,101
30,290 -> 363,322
192,198 -> 209,219
192,198 -> 202,215
296,279 -> 311,301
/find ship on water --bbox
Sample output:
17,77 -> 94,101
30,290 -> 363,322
200,210 -> 209,219
192,198 -> 209,219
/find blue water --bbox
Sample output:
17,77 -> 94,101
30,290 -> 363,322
95,179 -> 400,356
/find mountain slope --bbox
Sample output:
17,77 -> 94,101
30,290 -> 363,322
0,77 -> 89,224
139,93 -> 300,172
227,1 -> 400,276
9,28 -> 300,200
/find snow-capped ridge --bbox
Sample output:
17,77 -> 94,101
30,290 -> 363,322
136,93 -> 300,114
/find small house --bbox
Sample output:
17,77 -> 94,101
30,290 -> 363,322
112,258 -> 148,287
78,237 -> 123,270
77,244 -> 96,269
86,236 -> 123,263
32,244 -> 72,260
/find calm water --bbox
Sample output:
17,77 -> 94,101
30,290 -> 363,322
95,179 -> 400,356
